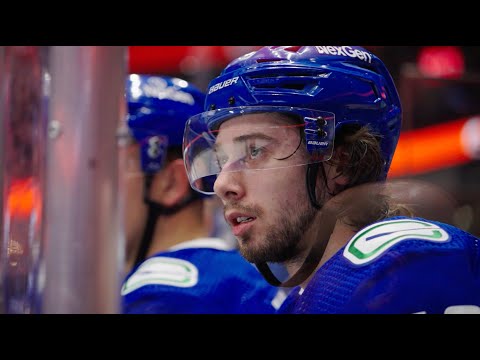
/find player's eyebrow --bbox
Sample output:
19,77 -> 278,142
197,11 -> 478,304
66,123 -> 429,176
213,132 -> 275,152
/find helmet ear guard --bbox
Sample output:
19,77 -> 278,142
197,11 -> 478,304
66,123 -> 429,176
304,115 -> 333,159
137,134 -> 169,174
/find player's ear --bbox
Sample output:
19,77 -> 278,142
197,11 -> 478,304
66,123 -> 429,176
150,158 -> 190,207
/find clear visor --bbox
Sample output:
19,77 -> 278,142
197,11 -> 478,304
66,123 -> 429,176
183,106 -> 335,194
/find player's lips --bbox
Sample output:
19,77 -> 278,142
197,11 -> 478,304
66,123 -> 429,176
226,211 -> 257,237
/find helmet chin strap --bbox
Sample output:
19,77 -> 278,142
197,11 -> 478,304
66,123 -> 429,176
133,174 -> 201,269
255,163 -> 335,288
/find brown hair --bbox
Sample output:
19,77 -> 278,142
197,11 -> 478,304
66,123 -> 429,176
330,124 -> 384,188
326,124 -> 413,230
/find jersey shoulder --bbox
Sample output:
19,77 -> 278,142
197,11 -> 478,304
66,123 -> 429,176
122,248 -> 279,314
122,254 -> 199,296
280,217 -> 480,314
343,216 -> 476,266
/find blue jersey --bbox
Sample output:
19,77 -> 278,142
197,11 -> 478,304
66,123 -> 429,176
278,217 -> 480,314
122,237 -> 282,314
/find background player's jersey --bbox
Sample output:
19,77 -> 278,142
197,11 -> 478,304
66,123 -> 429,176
122,237 -> 282,314
278,217 -> 480,314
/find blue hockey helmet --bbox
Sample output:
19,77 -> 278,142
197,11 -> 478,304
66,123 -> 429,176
126,74 -> 205,173
183,46 -> 402,194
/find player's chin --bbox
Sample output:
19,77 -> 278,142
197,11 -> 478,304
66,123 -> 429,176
239,246 -> 264,263
238,237 -> 269,263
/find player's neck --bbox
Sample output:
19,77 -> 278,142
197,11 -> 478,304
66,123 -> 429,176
320,219 -> 356,265
284,219 -> 356,289
148,201 -> 210,256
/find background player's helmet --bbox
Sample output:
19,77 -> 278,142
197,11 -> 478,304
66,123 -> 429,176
126,74 -> 207,268
126,74 -> 205,173
183,46 -> 402,194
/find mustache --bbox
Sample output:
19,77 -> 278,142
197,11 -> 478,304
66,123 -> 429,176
223,202 -> 263,218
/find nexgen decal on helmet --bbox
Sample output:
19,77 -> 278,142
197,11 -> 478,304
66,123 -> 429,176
127,74 -> 205,173
183,46 -> 402,194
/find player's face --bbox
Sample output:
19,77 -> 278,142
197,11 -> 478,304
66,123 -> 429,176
213,114 -> 318,263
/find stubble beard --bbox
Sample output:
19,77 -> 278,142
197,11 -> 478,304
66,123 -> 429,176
237,197 -> 319,264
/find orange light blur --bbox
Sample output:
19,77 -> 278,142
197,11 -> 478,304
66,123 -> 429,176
389,118 -> 471,178
6,177 -> 42,218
